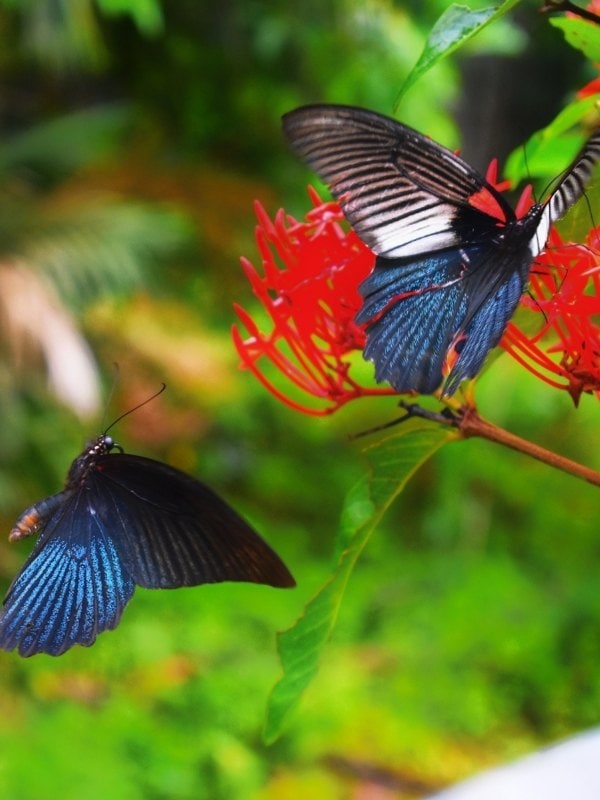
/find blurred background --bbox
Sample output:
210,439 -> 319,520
0,1 -> 599,798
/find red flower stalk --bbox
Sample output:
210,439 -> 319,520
232,188 -> 396,415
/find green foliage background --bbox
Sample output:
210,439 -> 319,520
0,1 -> 599,798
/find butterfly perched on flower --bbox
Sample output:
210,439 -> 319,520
0,431 -> 294,657
283,104 -> 600,394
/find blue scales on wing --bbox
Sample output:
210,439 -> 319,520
0,431 -> 294,658
0,491 -> 135,657
356,242 -> 530,395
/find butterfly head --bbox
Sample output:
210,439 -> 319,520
89,433 -> 121,457
100,434 -> 119,453
65,434 -> 123,489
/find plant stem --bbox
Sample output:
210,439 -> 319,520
397,402 -> 600,487
459,406 -> 600,487
540,0 -> 600,25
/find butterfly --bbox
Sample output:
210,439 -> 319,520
282,104 -> 600,394
0,431 -> 295,657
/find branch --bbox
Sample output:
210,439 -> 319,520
399,402 -> 600,488
540,0 -> 600,25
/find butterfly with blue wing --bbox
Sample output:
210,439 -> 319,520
282,104 -> 600,395
0,432 -> 294,657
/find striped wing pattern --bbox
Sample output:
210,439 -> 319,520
283,104 -> 600,394
357,245 -> 529,394
282,104 -> 514,259
531,129 -> 600,258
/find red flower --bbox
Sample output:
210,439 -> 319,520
502,226 -> 600,404
577,76 -> 600,99
232,188 -> 396,415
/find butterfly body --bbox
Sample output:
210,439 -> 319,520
282,104 -> 600,394
1,435 -> 294,657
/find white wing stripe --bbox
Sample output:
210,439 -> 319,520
530,130 -> 600,257
546,131 -> 600,225
283,105 -> 600,261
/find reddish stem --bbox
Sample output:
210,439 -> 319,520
540,0 -> 600,24
394,401 -> 600,488
459,406 -> 600,488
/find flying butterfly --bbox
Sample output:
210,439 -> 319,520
282,104 -> 600,394
0,410 -> 294,657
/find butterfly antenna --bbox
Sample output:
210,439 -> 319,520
99,362 -> 122,432
104,383 -> 167,434
522,142 -> 534,194
581,190 -> 597,228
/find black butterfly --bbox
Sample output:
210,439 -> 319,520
282,104 -> 600,394
0,433 -> 294,657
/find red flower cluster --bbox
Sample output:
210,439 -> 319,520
503,227 -> 600,405
233,173 -> 600,413
232,189 -> 396,415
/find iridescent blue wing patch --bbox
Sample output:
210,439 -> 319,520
0,493 -> 135,657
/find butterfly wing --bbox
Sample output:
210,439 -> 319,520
283,103 -> 525,393
0,492 -> 135,657
356,244 -> 528,394
531,128 -> 600,257
282,104 -> 515,259
357,128 -> 600,393
89,454 -> 295,589
284,104 -> 600,394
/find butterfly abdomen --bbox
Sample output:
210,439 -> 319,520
9,492 -> 66,542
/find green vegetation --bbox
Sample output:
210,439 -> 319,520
0,1 -> 598,797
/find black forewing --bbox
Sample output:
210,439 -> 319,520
355,127 -> 600,394
89,454 -> 295,589
284,105 -> 600,395
282,104 -> 515,259
0,492 -> 135,657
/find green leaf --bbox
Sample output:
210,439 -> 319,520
504,93 -> 600,185
22,202 -> 191,307
96,0 -> 164,36
0,105 -> 132,179
395,0 -> 522,106
263,423 -> 454,743
550,16 -> 600,60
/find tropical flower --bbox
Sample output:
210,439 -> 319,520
232,188 -> 396,415
503,226 -> 600,404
